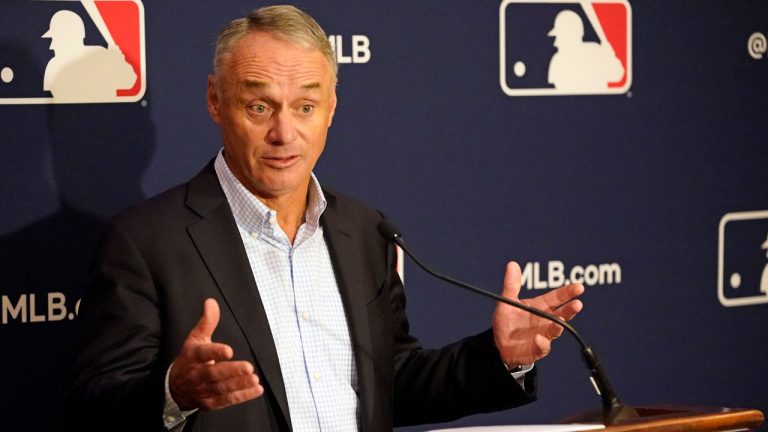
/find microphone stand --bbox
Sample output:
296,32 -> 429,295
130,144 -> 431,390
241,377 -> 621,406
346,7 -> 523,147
380,222 -> 637,425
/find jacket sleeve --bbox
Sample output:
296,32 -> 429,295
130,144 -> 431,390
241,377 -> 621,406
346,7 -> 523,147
65,223 -> 168,431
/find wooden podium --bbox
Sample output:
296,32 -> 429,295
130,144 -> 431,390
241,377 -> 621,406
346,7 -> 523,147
562,405 -> 765,431
428,406 -> 764,432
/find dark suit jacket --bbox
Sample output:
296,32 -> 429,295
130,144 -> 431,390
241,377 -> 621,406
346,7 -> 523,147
68,161 -> 536,431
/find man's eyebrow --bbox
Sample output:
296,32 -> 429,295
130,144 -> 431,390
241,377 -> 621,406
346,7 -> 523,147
240,80 -> 322,91
243,80 -> 268,89
300,82 -> 322,90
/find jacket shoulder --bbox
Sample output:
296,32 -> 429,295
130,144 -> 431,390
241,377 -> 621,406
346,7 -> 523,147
322,186 -> 385,223
108,161 -> 220,236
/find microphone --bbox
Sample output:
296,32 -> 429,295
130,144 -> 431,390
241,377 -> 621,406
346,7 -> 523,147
377,220 -> 637,424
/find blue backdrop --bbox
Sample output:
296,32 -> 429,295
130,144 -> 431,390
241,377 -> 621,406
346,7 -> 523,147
1,1 -> 767,431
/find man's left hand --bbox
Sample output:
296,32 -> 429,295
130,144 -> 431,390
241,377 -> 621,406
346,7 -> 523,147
492,261 -> 585,368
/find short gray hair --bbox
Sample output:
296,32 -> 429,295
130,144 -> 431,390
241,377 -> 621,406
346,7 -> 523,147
213,5 -> 337,81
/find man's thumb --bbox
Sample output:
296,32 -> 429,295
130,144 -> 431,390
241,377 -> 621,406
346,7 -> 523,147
501,261 -> 523,300
189,298 -> 220,341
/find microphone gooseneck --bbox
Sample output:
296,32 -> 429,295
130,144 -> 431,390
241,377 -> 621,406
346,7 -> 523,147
377,220 -> 636,424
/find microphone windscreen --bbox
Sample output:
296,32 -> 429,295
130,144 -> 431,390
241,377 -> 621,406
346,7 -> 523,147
377,219 -> 401,241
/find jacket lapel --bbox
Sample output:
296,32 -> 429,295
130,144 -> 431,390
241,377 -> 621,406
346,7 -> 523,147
320,191 -> 377,430
184,162 -> 292,428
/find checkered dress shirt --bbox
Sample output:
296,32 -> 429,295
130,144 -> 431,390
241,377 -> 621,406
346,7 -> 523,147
214,152 -> 359,431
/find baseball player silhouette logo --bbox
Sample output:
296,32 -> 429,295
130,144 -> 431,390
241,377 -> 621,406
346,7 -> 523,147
546,9 -> 624,91
42,9 -> 136,101
0,0 -> 145,105
499,0 -> 632,97
718,211 -> 768,307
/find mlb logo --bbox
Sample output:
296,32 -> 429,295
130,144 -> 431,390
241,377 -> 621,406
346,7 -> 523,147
718,210 -> 768,307
499,0 -> 632,96
0,0 -> 145,104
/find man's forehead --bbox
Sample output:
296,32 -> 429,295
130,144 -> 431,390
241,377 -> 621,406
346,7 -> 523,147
227,32 -> 331,75
222,52 -> 331,91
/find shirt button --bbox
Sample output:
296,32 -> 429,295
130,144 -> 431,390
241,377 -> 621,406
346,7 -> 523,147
250,232 -> 258,239
313,372 -> 321,381
302,311 -> 310,321
165,416 -> 177,423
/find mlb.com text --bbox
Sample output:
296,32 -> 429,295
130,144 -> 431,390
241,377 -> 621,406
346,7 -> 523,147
1,292 -> 80,324
522,260 -> 622,290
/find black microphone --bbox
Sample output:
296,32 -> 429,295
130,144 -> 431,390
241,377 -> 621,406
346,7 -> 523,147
377,219 -> 637,424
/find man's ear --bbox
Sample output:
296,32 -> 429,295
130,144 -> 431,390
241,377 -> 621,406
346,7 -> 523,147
327,89 -> 337,128
207,75 -> 221,123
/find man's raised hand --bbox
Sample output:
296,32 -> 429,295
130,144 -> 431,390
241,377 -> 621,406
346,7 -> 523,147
492,261 -> 585,367
169,298 -> 264,410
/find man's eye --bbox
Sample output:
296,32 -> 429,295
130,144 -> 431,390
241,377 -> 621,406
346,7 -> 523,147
250,104 -> 267,114
300,105 -> 314,114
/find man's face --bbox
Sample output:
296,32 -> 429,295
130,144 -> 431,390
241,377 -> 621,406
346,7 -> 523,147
207,31 -> 337,201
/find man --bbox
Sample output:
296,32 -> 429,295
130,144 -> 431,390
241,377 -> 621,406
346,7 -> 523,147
69,5 -> 584,431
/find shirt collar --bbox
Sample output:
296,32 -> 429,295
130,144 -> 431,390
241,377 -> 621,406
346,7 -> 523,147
214,150 -> 327,237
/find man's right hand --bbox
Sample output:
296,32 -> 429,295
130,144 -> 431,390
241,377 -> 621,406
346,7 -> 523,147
169,298 -> 264,410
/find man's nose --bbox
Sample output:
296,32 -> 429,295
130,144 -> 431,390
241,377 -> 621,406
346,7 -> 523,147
268,108 -> 297,145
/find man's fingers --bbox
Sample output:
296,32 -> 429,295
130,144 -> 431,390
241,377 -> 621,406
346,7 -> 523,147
188,298 -> 220,342
196,370 -> 261,400
207,359 -> 254,381
172,360 -> 261,411
546,322 -> 565,340
189,364 -> 263,411
501,261 -> 523,300
537,283 -> 585,311
186,360 -> 253,383
199,383 -> 265,411
533,334 -> 551,357
190,342 -> 234,364
555,298 -> 583,321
